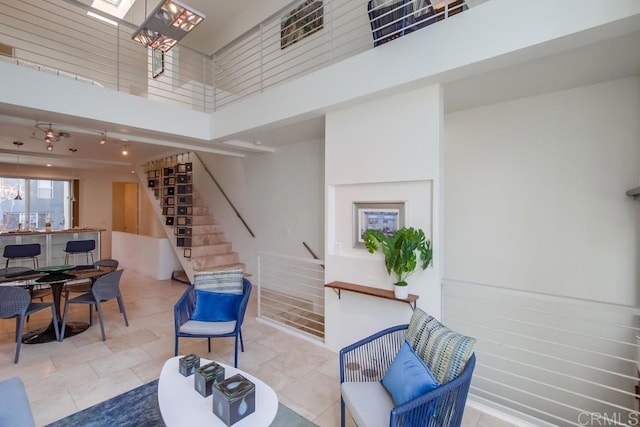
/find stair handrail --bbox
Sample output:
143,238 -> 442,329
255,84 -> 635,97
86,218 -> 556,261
302,241 -> 324,269
194,152 -> 255,238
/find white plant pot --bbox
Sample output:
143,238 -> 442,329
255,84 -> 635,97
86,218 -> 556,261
394,285 -> 409,299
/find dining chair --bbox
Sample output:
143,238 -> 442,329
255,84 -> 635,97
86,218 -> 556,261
63,239 -> 96,265
60,269 -> 128,341
0,286 -> 60,363
3,245 -> 51,321
62,259 -> 120,308
174,278 -> 252,368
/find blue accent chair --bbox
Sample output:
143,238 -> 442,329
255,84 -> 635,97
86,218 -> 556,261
174,278 -> 252,368
340,324 -> 475,427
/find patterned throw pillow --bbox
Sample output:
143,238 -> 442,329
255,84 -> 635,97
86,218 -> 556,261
406,308 -> 476,384
193,269 -> 243,294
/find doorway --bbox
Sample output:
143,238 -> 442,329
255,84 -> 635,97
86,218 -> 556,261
112,182 -> 139,234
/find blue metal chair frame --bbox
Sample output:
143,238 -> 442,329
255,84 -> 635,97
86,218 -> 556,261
339,324 -> 476,427
174,278 -> 252,368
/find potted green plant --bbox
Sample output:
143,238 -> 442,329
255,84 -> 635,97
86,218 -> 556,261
363,227 -> 432,299
44,217 -> 52,232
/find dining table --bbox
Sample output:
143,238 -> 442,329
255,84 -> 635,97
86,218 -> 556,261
0,265 -> 115,344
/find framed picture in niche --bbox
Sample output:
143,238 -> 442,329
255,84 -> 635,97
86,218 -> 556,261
152,49 -> 164,78
352,201 -> 405,248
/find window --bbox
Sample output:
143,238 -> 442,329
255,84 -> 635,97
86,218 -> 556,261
37,180 -> 53,199
0,177 -> 71,231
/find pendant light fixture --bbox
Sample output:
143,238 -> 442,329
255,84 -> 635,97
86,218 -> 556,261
13,141 -> 23,201
69,148 -> 77,202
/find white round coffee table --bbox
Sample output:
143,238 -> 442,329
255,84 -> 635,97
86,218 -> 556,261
158,356 -> 278,426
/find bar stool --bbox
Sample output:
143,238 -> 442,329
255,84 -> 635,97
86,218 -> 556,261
3,244 -> 50,317
64,240 -> 95,265
3,244 -> 41,269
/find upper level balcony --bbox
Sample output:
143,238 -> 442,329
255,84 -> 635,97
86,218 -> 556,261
0,0 -> 478,114
0,0 -> 638,156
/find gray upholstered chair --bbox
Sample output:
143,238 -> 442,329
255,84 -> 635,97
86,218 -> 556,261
0,377 -> 36,426
61,269 -> 128,341
0,286 -> 60,363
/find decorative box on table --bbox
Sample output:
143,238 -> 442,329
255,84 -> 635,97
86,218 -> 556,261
194,361 -> 225,397
212,374 -> 256,426
178,354 -> 200,377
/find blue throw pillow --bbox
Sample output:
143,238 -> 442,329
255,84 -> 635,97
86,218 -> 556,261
191,290 -> 242,322
381,341 -> 440,406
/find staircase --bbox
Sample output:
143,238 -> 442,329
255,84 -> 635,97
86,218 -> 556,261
143,156 -> 245,282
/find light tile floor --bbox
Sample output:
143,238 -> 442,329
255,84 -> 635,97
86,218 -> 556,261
0,270 -> 514,426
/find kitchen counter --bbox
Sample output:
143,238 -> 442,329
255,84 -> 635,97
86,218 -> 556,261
0,229 -> 103,266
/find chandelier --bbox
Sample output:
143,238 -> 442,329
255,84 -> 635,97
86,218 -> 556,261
132,0 -> 205,51
35,122 -> 70,151
35,122 -> 108,151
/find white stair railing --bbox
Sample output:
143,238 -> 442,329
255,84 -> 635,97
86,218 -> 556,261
258,252 -> 325,341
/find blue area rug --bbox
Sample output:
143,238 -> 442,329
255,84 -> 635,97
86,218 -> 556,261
46,379 -> 317,426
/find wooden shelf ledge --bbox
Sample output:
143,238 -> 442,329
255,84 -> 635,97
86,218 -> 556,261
325,281 -> 418,310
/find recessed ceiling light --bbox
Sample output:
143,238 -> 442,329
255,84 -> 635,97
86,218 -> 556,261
46,164 -> 52,167
130,170 -> 135,174
122,148 -> 128,156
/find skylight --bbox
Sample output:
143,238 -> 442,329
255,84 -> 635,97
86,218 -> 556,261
90,0 -> 134,20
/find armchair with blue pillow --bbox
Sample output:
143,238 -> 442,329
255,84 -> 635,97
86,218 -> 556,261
174,270 -> 252,368
339,308 -> 476,427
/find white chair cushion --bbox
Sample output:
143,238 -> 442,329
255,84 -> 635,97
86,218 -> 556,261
341,382 -> 394,427
180,320 -> 236,335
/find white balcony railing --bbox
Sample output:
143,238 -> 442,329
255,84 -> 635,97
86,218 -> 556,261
443,279 -> 640,426
0,0 -> 472,113
258,252 -> 325,341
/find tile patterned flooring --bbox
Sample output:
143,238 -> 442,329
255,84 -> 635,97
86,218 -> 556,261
0,270 -> 514,426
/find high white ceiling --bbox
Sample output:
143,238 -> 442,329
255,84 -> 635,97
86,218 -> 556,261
1,1 -> 639,172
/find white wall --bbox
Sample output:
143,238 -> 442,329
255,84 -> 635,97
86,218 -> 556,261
112,231 -> 182,280
324,84 -> 442,352
196,138 -> 324,275
444,76 -> 640,305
